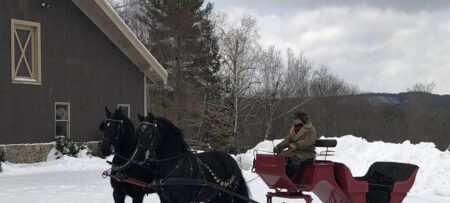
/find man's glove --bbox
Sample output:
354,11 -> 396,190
273,146 -> 282,154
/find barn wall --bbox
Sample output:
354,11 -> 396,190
0,0 -> 145,146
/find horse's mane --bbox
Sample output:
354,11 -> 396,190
155,117 -> 188,151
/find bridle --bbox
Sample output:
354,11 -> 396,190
103,119 -> 125,144
138,121 -> 159,157
103,118 -> 141,171
138,120 -> 189,163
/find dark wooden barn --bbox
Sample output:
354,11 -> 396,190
0,0 -> 168,162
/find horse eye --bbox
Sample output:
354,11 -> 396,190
106,122 -> 111,127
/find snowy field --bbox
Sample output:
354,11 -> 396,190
1,135 -> 449,203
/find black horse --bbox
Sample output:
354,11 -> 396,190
136,113 -> 252,203
99,107 -> 156,203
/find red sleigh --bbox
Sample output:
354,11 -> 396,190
255,140 -> 419,203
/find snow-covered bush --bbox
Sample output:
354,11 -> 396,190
0,150 -> 5,173
77,143 -> 93,158
52,136 -> 92,159
54,136 -> 79,158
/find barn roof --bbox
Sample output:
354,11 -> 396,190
71,0 -> 168,84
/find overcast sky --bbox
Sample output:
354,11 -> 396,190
208,0 -> 450,95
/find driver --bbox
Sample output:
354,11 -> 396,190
273,110 -> 317,177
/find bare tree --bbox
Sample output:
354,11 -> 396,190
106,0 -> 122,9
284,49 -> 313,98
255,46 -> 284,140
406,82 -> 436,93
309,66 -> 358,136
216,14 -> 261,146
107,0 -> 149,42
275,49 -> 314,121
253,47 -> 317,140
310,67 -> 358,97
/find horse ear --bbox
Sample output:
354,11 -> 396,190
147,112 -> 154,121
116,106 -> 125,117
105,106 -> 111,117
138,114 -> 144,122
99,121 -> 105,132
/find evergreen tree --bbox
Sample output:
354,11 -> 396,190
138,0 -> 221,141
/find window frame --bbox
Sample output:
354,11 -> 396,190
55,102 -> 71,138
11,19 -> 41,85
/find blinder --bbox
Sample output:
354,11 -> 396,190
104,119 -> 125,142
99,121 -> 106,132
139,121 -> 159,152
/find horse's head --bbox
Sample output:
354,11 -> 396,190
137,113 -> 188,156
99,106 -> 130,156
136,113 -> 160,151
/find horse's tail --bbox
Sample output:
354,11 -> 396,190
233,161 -> 251,202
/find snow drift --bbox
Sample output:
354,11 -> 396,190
1,135 -> 449,202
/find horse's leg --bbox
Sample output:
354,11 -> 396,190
132,194 -> 144,203
159,196 -> 176,203
159,199 -> 170,203
113,189 -> 126,203
157,192 -> 173,203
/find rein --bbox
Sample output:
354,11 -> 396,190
110,144 -> 140,171
135,121 -> 197,166
103,118 -> 142,171
103,119 -> 163,171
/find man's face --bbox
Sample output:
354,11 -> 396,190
293,118 -> 303,125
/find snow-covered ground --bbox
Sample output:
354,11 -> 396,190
1,135 -> 449,203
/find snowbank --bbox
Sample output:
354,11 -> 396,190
1,155 -> 112,176
1,135 -> 449,202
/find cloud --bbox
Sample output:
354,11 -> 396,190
210,0 -> 450,94
211,0 -> 450,13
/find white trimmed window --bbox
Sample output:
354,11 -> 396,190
11,19 -> 41,85
118,104 -> 130,118
55,102 -> 70,138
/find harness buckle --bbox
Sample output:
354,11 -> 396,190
102,170 -> 111,179
200,179 -> 208,186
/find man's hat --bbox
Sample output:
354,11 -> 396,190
292,110 -> 309,123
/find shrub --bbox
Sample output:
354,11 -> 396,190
0,150 -> 5,173
54,136 -> 80,159
53,136 -> 93,159
77,143 -> 93,158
